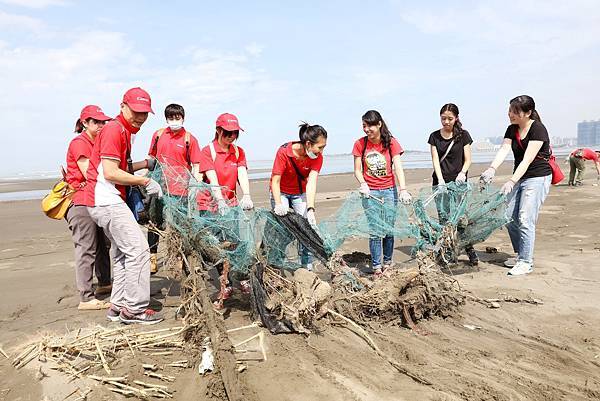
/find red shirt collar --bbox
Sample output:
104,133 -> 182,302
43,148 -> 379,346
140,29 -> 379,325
116,113 -> 140,134
286,141 -> 296,157
166,127 -> 186,137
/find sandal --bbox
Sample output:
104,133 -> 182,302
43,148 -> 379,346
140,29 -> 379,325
78,299 -> 111,310
372,267 -> 383,279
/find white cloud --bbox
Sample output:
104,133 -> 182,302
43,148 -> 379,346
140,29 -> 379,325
0,10 -> 44,31
0,0 -> 67,8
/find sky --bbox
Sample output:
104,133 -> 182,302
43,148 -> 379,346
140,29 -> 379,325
1,0 -> 599,176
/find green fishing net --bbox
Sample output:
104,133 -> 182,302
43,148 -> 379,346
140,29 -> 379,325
146,162 -> 509,273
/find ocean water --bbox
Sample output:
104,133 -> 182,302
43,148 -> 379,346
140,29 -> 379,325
0,149 -> 571,202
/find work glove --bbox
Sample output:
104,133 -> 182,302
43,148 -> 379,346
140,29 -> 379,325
145,178 -> 163,198
455,172 -> 467,184
437,181 -> 447,194
479,167 -> 496,185
273,203 -> 288,216
217,199 -> 229,216
399,189 -> 412,205
239,194 -> 254,211
501,180 -> 515,195
359,182 -> 370,197
146,158 -> 157,172
306,209 -> 317,227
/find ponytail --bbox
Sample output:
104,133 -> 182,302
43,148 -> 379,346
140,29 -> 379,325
74,118 -> 85,133
530,109 -> 542,123
362,110 -> 392,150
298,122 -> 327,144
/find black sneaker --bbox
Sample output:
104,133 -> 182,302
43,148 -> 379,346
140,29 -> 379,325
106,305 -> 121,322
467,248 -> 479,266
119,308 -> 163,325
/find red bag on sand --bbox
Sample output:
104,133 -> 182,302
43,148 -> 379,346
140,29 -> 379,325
516,131 -> 564,185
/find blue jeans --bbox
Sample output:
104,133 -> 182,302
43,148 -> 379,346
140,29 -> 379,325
505,175 -> 551,264
362,187 -> 398,268
269,192 -> 312,266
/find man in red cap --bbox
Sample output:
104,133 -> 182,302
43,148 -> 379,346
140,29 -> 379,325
83,87 -> 163,325
568,148 -> 600,186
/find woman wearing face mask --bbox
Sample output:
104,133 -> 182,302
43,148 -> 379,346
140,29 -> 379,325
270,122 -> 328,271
65,105 -> 113,310
428,103 -> 478,266
146,103 -> 203,274
479,95 -> 552,276
353,110 -> 411,278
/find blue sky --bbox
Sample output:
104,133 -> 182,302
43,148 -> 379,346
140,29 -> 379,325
1,0 -> 599,176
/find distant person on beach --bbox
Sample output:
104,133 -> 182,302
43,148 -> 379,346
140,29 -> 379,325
270,122 -> 328,271
65,105 -> 112,310
479,95 -> 552,276
146,104 -> 203,274
82,87 -> 164,324
353,110 -> 411,278
197,113 -> 253,299
428,103 -> 478,266
567,148 -> 600,186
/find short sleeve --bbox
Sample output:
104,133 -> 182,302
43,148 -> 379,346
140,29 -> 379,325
68,138 -> 89,161
236,146 -> 248,168
147,130 -> 159,157
198,146 -> 215,173
99,124 -> 124,160
311,154 -> 324,173
271,147 -> 287,176
529,122 -> 549,142
462,130 -> 473,146
504,125 -> 515,140
351,138 -> 364,157
188,136 -> 202,164
390,137 -> 404,157
427,132 -> 437,147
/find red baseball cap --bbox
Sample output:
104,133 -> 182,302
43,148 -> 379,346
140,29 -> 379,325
216,113 -> 244,132
122,87 -> 154,114
80,105 -> 111,122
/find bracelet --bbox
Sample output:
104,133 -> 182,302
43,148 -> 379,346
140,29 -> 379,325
307,207 -> 315,212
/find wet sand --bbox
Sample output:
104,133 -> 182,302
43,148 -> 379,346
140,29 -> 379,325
1,162 -> 600,400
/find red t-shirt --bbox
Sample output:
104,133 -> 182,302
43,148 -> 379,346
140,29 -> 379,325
147,127 -> 202,196
66,132 -> 95,205
352,136 -> 404,189
83,114 -> 139,207
196,140 -> 248,210
571,148 -> 599,162
270,142 -> 323,195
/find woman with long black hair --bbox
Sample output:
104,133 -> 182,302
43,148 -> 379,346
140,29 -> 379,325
480,95 -> 552,276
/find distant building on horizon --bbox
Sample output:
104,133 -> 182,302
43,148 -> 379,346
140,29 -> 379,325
577,120 -> 600,146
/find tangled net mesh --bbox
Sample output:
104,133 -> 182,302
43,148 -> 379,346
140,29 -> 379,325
146,161 -> 509,331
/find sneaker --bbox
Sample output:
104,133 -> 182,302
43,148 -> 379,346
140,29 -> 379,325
302,263 -> 313,272
507,261 -> 533,276
119,308 -> 163,325
78,299 -> 110,310
150,254 -> 158,275
239,280 -> 251,295
504,258 -> 517,268
466,248 -> 479,266
106,305 -> 121,322
95,284 -> 112,296
221,286 -> 233,301
372,266 -> 383,279
382,261 -> 394,271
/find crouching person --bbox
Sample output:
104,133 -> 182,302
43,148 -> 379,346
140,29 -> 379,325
83,87 -> 163,324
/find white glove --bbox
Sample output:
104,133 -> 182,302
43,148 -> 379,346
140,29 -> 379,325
399,189 -> 412,205
501,180 -> 515,195
217,199 -> 229,215
145,178 -> 163,197
306,209 -> 317,227
437,181 -> 447,194
359,182 -> 370,196
480,167 -> 496,185
273,203 -> 288,216
239,194 -> 253,211
455,172 -> 467,184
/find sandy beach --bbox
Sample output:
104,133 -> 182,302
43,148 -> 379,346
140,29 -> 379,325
1,161 -> 599,401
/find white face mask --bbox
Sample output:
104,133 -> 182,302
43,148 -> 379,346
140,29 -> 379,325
167,118 -> 184,131
306,146 -> 318,159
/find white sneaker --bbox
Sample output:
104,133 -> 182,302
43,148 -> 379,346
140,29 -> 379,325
303,263 -> 313,272
507,261 -> 533,276
504,258 -> 517,267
